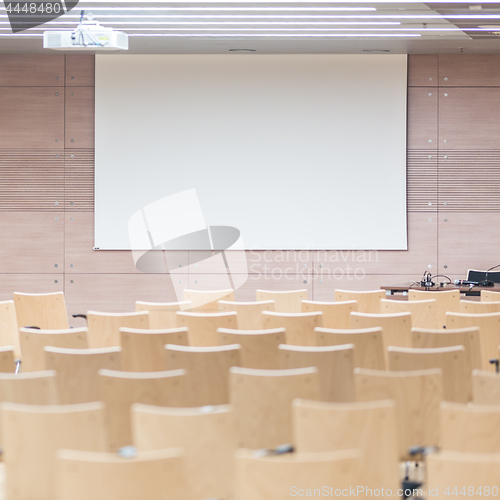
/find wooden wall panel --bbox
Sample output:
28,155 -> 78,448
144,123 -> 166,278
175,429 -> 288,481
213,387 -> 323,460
438,88 -> 500,150
407,88 -> 438,150
312,213 -> 437,276
65,150 -> 94,211
408,55 -> 438,87
439,55 -> 500,87
0,151 -> 64,211
65,55 -> 95,87
0,213 -> 63,274
0,274 -> 63,302
0,88 -> 64,149
438,213 -> 500,276
438,151 -> 500,212
65,87 -> 95,148
0,55 -> 64,87
407,151 -> 438,212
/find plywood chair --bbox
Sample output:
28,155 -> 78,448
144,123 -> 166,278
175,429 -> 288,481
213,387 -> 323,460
408,289 -> 460,327
427,450 -> 500,496
439,401 -> 500,453
315,326 -> 386,370
135,300 -> 192,329
388,346 -> 470,403
261,311 -> 323,346
234,448 -> 360,500
293,399 -> 400,492
132,404 -> 236,500
472,369 -> 500,404
350,311 -> 412,356
19,326 -> 88,372
183,288 -> 234,311
98,368 -> 188,451
460,300 -> 500,314
56,448 -> 190,500
165,344 -> 241,406
0,370 -> 59,405
86,311 -> 149,349
45,346 -> 121,404
334,289 -> 385,314
13,291 -> 69,330
218,300 -> 275,330
277,344 -> 355,402
412,326 -> 482,371
229,366 -> 319,449
217,328 -> 285,369
1,401 -> 108,500
354,368 -> 444,459
0,300 -> 21,358
0,346 -> 16,373
119,327 -> 188,372
256,289 -> 307,313
481,289 -> 500,302
445,312 -> 500,371
301,300 -> 357,329
176,311 -> 237,346
381,298 -> 438,329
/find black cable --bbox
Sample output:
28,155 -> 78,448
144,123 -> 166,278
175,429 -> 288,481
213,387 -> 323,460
431,274 -> 452,284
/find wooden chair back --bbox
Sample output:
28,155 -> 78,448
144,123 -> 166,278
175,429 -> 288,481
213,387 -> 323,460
165,344 -> 241,406
440,401 -> 500,453
132,403 -> 236,500
87,311 -> 149,348
1,401 -> 108,500
234,448 -> 360,500
45,346 -> 121,404
13,292 -> 68,330
293,398 -> 399,492
381,298 -> 438,329
218,300 -> 275,330
98,368 -> 188,450
256,289 -> 307,313
334,289 -> 385,313
176,311 -> 237,346
229,366 -> 320,449
0,300 -> 21,357
315,326 -> 386,370
135,300 -> 191,329
57,448 -> 190,500
481,289 -> 500,302
277,344 -> 355,402
354,367 -> 443,459
301,300 -> 357,329
119,327 -> 188,372
460,300 -> 500,314
217,328 -> 285,369
262,311 -> 323,346
0,370 -> 59,405
445,312 -> 500,371
183,288 -> 234,311
472,368 -> 500,404
19,327 -> 88,372
388,346 -> 470,403
412,326 -> 482,371
408,289 -> 460,327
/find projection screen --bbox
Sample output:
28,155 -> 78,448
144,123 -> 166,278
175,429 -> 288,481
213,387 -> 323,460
95,54 -> 407,250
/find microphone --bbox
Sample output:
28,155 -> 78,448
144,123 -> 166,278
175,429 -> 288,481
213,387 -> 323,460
454,279 -> 480,286
481,264 -> 500,287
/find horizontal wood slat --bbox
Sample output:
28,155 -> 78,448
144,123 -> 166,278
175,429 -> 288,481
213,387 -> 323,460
65,150 -> 94,212
438,151 -> 500,212
0,151 -> 64,211
407,150 -> 438,213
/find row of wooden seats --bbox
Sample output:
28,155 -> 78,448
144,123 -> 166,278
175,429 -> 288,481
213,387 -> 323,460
2,368 -> 500,499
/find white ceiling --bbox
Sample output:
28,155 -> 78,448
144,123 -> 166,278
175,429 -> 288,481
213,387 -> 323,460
2,1 -> 500,54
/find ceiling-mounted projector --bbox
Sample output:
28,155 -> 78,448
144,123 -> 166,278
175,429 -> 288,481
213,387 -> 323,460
43,11 -> 128,51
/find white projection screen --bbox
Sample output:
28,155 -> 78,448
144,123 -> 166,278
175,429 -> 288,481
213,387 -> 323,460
95,54 -> 407,250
